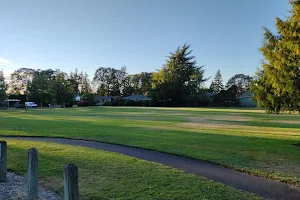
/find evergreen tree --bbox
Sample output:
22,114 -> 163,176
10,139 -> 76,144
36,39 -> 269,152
151,43 -> 207,106
79,72 -> 92,95
210,70 -> 224,93
0,70 -> 7,101
252,1 -> 300,113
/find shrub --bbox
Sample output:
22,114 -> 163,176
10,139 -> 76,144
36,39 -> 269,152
142,100 -> 150,107
18,104 -> 26,108
124,100 -> 136,106
83,93 -> 97,106
78,101 -> 89,107
102,101 -> 112,106
111,101 -> 122,106
65,102 -> 74,108
0,102 -> 7,109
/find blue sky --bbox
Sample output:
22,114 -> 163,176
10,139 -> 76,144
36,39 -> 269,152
0,0 -> 290,84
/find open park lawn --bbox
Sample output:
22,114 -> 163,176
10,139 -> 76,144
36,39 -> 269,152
1,107 -> 300,190
1,139 -> 263,200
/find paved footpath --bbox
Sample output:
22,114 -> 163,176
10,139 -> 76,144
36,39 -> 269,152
3,136 -> 300,200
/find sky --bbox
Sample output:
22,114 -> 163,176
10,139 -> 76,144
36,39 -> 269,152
0,0 -> 291,85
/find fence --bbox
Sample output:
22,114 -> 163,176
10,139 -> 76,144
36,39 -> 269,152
0,140 -> 79,200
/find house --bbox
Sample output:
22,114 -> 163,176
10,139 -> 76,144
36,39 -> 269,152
238,91 -> 257,107
203,92 -> 216,101
96,96 -> 112,106
125,94 -> 152,101
75,95 -> 81,102
3,99 -> 21,108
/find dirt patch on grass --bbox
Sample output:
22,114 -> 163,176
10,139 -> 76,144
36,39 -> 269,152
188,115 -> 253,123
179,122 -> 245,130
270,120 -> 300,125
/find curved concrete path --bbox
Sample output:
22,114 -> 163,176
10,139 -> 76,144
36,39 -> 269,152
3,136 -> 300,200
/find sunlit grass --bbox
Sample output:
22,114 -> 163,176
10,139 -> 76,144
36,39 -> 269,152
3,139 -> 263,200
1,107 -> 300,185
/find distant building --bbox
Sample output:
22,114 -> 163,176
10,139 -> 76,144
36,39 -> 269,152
4,99 -> 21,108
203,92 -> 216,99
125,94 -> 152,101
75,95 -> 81,102
238,91 -> 257,107
96,96 -> 112,105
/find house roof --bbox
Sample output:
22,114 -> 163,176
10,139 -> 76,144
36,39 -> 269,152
238,91 -> 253,99
125,94 -> 152,101
203,92 -> 216,97
96,96 -> 112,101
4,99 -> 21,102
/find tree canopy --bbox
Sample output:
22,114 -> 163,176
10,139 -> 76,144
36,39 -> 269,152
251,1 -> 300,113
210,70 -> 224,93
151,44 -> 208,106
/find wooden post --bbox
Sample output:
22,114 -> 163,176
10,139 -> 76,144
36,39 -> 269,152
28,148 -> 38,200
0,141 -> 7,182
64,164 -> 79,200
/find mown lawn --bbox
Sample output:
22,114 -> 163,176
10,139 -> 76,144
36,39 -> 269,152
2,139 -> 263,200
1,107 -> 300,185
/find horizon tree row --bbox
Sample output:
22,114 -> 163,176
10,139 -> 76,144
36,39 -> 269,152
0,44 -> 253,107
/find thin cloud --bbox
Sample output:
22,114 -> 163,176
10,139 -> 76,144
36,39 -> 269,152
0,57 -> 9,64
0,63 -> 26,68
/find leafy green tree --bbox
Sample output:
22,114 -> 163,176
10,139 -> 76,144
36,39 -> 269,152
226,74 -> 252,95
130,72 -> 152,95
9,68 -> 36,94
151,44 -> 207,106
93,66 -> 127,96
121,76 -> 135,96
189,66 -> 208,106
27,74 -> 52,107
210,70 -> 224,93
214,86 -> 238,107
0,70 -> 7,102
79,72 -> 92,95
251,70 -> 283,114
50,72 -> 75,107
69,69 -> 81,95
252,1 -> 300,113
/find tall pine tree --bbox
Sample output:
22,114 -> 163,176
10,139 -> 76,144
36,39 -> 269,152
210,70 -> 224,93
252,1 -> 300,113
152,44 -> 207,106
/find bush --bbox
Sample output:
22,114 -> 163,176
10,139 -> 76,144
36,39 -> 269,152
124,100 -> 136,106
0,102 -> 7,109
102,101 -> 112,106
78,101 -> 89,107
83,93 -> 97,106
18,104 -> 26,108
65,102 -> 74,108
111,100 -> 123,106
142,100 -> 150,107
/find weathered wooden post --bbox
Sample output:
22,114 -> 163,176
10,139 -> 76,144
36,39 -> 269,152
64,164 -> 79,200
28,148 -> 38,199
0,141 -> 7,182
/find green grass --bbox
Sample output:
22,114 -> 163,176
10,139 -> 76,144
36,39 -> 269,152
2,139 -> 263,200
1,107 -> 300,186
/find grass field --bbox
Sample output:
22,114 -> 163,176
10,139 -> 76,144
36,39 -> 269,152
1,139 -> 263,200
1,106 -> 300,187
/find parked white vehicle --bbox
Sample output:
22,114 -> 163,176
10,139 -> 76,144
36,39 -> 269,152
25,102 -> 38,107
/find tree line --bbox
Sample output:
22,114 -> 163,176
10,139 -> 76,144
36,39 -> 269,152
0,44 -> 254,107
